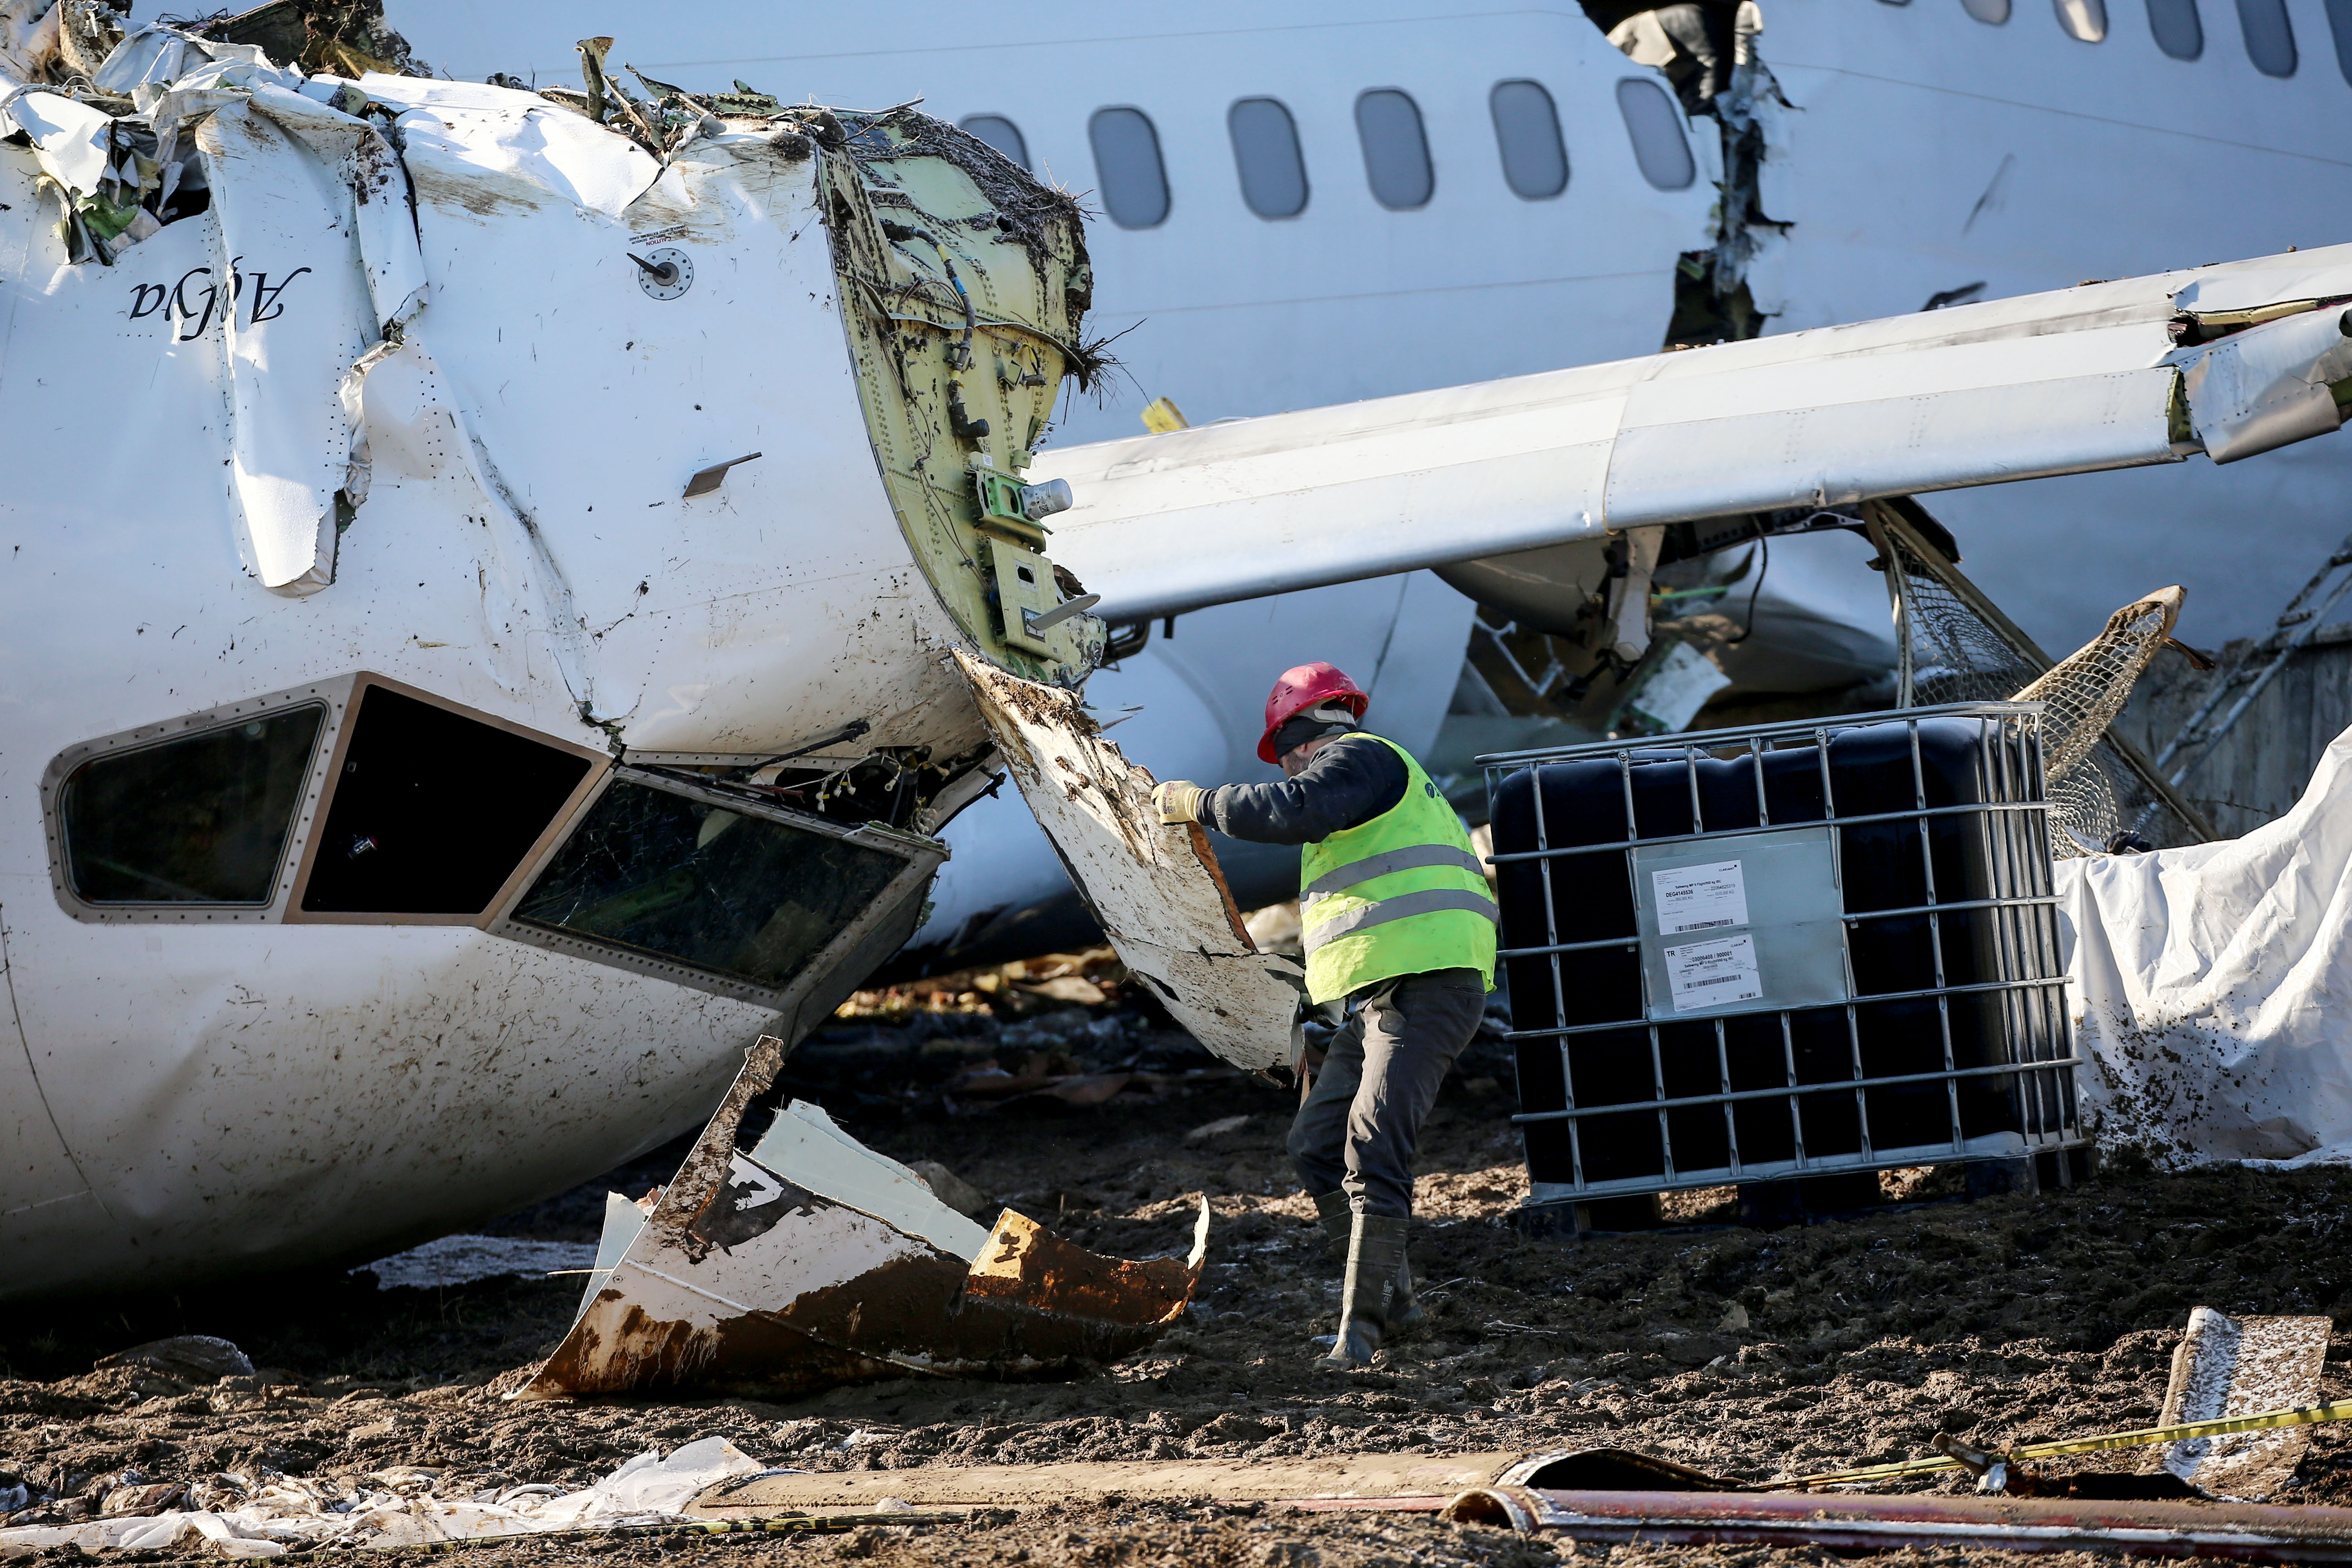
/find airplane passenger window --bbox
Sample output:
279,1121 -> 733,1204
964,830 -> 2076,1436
1490,80 -> 1569,200
2326,0 -> 2352,83
960,114 -> 1029,170
512,780 -> 908,991
1614,78 -> 1695,191
60,707 -> 325,904
2055,0 -> 2109,40
1963,0 -> 2012,22
2146,0 -> 2204,56
1088,107 -> 1170,229
1355,89 -> 1434,210
1229,98 -> 1308,219
299,686 -> 593,916
2237,0 -> 2298,73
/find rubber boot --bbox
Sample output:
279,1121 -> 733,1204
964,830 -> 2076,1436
1317,1213 -> 1408,1370
1313,1190 -> 1350,1259
1387,1247 -> 1427,1339
1316,1191 -> 1421,1338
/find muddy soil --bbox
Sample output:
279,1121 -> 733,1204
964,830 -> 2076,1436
9,1009 -> 2352,1567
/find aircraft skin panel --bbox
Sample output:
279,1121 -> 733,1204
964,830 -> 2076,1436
0,891 -> 96,1225
0,900 -> 773,1297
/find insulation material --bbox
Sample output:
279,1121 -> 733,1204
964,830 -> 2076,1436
954,650 -> 1306,1077
2062,721 -> 2352,1165
524,1034 -> 1207,1400
2155,1307 -> 2332,1499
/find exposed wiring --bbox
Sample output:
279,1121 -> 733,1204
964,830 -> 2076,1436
1721,521 -> 1770,645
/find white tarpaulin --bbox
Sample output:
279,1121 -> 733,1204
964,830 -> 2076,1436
2062,721 -> 2352,1166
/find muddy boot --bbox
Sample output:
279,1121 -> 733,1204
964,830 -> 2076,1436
1316,1213 -> 1407,1370
1386,1247 -> 1426,1339
1312,1190 -> 1350,1259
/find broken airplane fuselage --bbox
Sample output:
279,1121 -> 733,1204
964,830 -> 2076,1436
0,46 -> 1116,1296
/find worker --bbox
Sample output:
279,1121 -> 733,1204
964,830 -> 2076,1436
1150,662 -> 1498,1368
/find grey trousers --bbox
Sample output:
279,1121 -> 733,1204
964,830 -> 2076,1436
1287,968 -> 1486,1220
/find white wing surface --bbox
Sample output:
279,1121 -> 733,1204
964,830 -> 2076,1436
1038,247 -> 2352,622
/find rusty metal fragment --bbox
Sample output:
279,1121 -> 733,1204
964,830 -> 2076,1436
518,1035 -> 1205,1400
953,650 -> 1304,1077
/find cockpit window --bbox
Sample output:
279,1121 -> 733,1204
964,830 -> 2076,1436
299,686 -> 593,916
510,778 -> 909,991
61,706 -> 324,904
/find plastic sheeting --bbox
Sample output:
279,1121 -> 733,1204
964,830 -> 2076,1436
2062,721 -> 2352,1166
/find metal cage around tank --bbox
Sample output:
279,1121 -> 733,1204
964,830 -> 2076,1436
1478,703 -> 2085,1208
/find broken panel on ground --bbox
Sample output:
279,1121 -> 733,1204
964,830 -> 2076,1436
523,1034 -> 1207,1401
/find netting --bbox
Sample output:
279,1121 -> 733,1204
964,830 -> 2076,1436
1877,512 -> 2207,856
2012,588 -> 2184,781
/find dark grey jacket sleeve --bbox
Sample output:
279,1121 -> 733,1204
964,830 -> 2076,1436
1200,734 -> 1411,846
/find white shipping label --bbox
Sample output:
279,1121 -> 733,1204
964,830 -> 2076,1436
1651,859 -> 1750,934
1665,934 -> 1763,1012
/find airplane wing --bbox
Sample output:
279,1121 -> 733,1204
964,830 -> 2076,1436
1035,245 -> 2352,622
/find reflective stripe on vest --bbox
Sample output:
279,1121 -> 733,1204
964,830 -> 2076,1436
1300,843 -> 1492,907
1296,735 -> 1498,1004
1301,887 -> 1501,951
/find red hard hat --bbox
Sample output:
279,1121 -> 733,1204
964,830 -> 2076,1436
1257,662 -> 1369,764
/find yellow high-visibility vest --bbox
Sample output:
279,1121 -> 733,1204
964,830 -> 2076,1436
1297,735 -> 1498,1004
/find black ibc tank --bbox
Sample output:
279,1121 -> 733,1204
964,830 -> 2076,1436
1489,715 -> 2053,1192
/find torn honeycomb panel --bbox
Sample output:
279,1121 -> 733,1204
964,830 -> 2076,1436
955,650 -> 1305,1076
817,108 -> 1105,686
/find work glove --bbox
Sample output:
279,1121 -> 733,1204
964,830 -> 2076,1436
1152,780 -> 1205,825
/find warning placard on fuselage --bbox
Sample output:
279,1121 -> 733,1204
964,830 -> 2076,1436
1631,826 -> 1849,1021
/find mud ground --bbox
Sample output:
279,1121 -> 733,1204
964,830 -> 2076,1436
10,1002 -> 2352,1566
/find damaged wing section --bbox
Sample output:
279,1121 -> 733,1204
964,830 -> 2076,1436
521,1034 -> 1206,1400
954,650 -> 1305,1077
1036,248 -> 2352,622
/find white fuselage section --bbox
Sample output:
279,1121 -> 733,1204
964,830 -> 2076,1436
0,78 -> 978,1293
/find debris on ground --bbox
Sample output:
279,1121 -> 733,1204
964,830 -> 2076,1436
356,1237 -> 599,1292
2155,1306 -> 2332,1496
11,1012 -> 2352,1564
91,1337 -> 253,1384
523,1036 -> 1208,1400
0,1435 -> 762,1556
